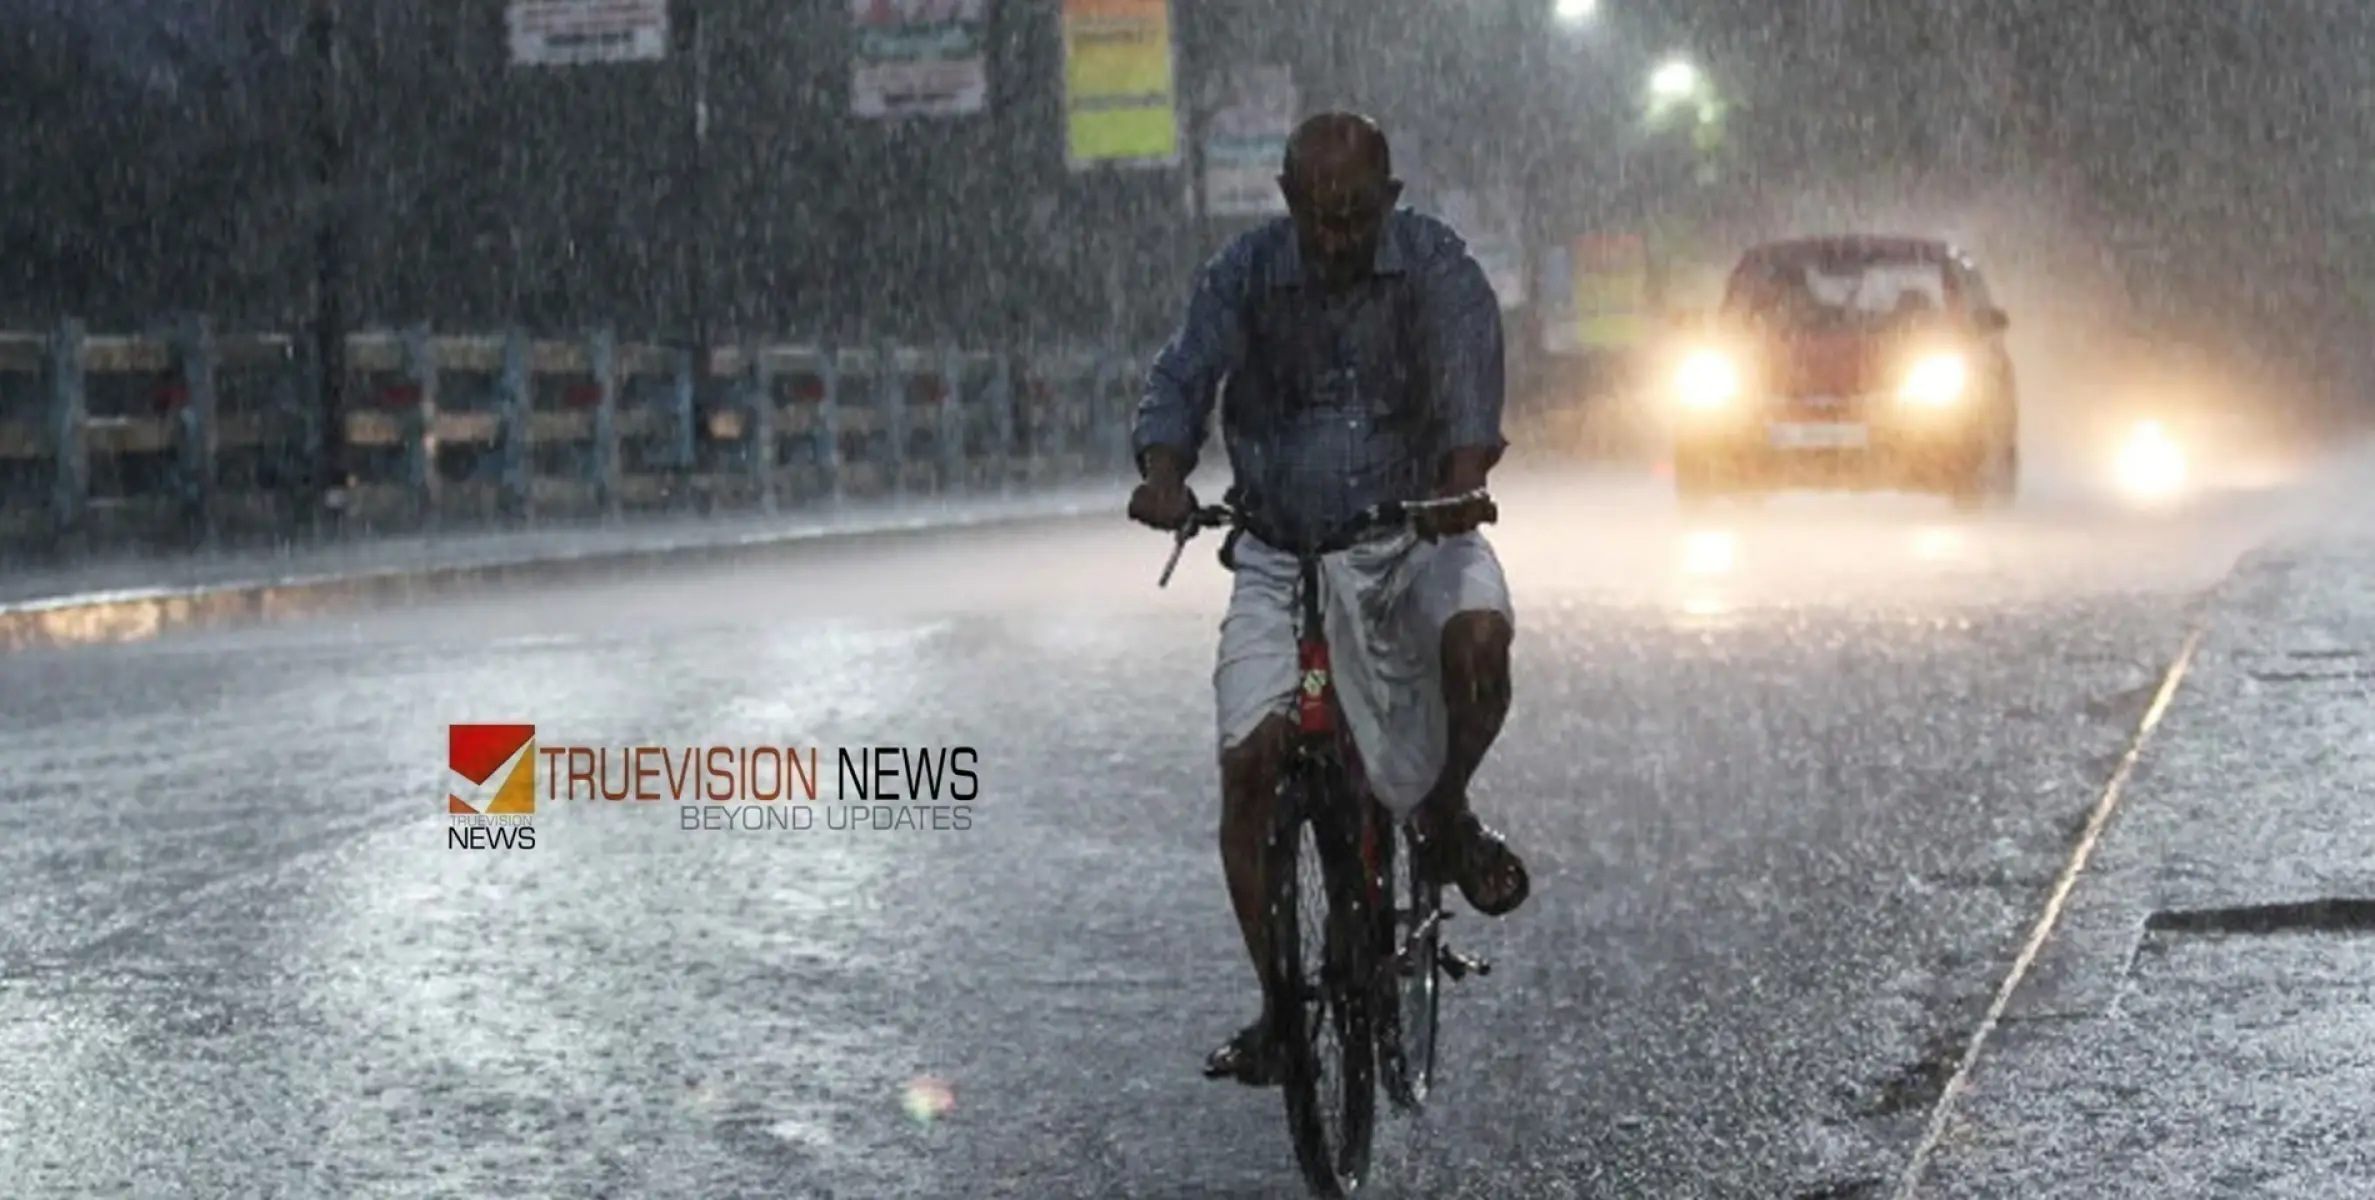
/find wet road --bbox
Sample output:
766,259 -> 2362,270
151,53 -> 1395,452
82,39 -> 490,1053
0,460 -> 2335,1198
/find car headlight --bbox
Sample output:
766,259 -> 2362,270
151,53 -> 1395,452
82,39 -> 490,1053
1675,350 -> 1740,410
1899,353 -> 1968,406
2115,419 -> 2187,500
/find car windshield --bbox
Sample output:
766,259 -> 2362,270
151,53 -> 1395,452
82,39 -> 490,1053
1727,253 -> 1951,332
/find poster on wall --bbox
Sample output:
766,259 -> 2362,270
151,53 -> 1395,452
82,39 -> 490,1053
1436,187 -> 1527,310
507,0 -> 667,67
1572,231 -> 1650,349
1062,0 -> 1179,169
1202,66 -> 1295,218
852,0 -> 990,118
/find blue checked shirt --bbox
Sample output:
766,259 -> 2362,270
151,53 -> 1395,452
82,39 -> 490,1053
1130,208 -> 1508,552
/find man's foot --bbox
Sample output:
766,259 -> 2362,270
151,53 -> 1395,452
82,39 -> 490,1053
1203,1019 -> 1282,1086
1420,806 -> 1531,918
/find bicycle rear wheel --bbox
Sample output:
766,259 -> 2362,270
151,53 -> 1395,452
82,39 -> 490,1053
1267,762 -> 1378,1198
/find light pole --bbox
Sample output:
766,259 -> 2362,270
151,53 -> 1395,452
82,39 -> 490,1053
308,0 -> 349,518
684,0 -> 712,356
1627,54 -> 1734,324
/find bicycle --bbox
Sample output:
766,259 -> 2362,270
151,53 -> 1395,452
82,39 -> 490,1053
1157,488 -> 1499,1199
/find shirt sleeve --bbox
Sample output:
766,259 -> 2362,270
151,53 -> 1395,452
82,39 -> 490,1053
1130,241 -> 1254,477
1416,246 -> 1509,472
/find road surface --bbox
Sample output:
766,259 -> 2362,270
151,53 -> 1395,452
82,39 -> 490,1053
0,462 -> 2335,1198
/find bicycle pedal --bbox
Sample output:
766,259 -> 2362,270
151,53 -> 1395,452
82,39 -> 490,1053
1437,946 -> 1492,980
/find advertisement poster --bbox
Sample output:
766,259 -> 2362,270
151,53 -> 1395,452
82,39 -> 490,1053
1436,187 -> 1527,311
851,0 -> 990,119
1202,66 -> 1295,217
1572,231 -> 1650,349
508,0 -> 667,67
1061,0 -> 1179,169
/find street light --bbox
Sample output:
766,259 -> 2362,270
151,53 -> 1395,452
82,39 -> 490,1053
1553,0 -> 1600,28
1638,55 -> 1727,185
1645,56 -> 1720,128
1649,58 -> 1698,102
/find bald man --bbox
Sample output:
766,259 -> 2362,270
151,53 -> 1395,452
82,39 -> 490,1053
1128,112 -> 1530,1085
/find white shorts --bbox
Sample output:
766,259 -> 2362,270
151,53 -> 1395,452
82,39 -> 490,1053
1214,528 -> 1515,818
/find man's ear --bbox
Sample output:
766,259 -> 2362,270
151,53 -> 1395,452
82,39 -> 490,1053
1383,179 -> 1405,206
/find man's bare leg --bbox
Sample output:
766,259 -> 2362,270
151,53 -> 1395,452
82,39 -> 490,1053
1418,610 -> 1528,915
1206,713 -> 1295,1083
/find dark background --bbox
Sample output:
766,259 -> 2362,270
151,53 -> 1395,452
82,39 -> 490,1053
5,0 -> 2375,420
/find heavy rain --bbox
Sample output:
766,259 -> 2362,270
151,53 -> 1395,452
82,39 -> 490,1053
3,2 -> 2373,1197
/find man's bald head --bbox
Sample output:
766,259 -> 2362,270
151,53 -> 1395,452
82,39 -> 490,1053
1281,112 -> 1392,193
1277,112 -> 1402,291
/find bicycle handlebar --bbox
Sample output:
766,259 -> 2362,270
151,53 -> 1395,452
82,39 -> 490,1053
1156,488 -> 1497,588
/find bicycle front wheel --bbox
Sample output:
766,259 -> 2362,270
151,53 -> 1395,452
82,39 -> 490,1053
1267,766 -> 1378,1198
1380,819 -> 1442,1112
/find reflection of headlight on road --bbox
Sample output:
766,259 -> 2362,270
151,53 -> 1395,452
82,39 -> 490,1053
2115,420 -> 2188,500
1681,528 -> 1735,576
1675,350 -> 1740,410
1910,526 -> 1964,562
1898,354 -> 1967,407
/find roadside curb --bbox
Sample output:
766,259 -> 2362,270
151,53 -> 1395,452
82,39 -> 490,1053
1884,462 -> 2375,1198
0,487 -> 1125,653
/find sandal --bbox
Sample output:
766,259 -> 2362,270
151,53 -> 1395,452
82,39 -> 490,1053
1202,1018 -> 1283,1086
1449,810 -> 1531,917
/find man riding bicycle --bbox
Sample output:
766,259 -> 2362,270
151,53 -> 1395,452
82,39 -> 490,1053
1125,111 -> 1531,1086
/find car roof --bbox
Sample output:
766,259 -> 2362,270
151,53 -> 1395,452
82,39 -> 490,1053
1740,235 -> 1968,266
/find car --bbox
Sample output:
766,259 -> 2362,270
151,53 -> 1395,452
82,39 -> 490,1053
1661,235 -> 2019,511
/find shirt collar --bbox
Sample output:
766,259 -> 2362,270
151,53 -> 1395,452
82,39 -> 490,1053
1269,211 -> 1410,290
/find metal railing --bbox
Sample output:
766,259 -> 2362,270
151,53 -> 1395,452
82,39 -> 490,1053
0,318 -> 1149,553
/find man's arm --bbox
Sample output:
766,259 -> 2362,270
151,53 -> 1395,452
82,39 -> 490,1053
1131,243 -> 1253,482
1416,247 -> 1509,493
